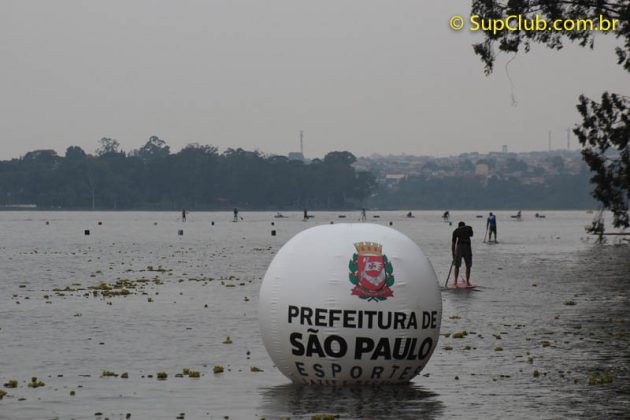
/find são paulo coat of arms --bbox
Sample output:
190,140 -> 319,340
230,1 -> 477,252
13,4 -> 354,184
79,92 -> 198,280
348,242 -> 394,301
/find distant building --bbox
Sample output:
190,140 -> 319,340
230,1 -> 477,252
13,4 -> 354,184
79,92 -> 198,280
288,152 -> 304,161
475,163 -> 489,177
385,174 -> 406,181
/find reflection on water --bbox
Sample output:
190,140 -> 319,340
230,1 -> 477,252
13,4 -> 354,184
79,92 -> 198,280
260,382 -> 443,419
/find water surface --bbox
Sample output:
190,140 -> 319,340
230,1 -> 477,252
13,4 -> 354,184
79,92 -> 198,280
0,211 -> 628,419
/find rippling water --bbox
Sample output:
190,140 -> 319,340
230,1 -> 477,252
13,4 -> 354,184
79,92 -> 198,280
0,210 -> 628,419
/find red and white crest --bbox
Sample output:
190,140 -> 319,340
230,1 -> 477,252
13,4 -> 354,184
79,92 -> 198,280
357,255 -> 386,291
348,242 -> 395,301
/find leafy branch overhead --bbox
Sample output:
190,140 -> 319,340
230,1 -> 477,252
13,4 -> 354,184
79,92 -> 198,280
471,0 -> 630,227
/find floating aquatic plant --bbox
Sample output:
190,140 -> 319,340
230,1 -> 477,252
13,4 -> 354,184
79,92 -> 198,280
250,366 -> 263,373
213,365 -> 224,374
157,372 -> 168,380
223,336 -> 233,344
4,379 -> 17,388
101,370 -> 118,377
0,390 -> 6,399
28,377 -> 45,388
588,372 -> 614,385
121,372 -> 128,379
533,370 -> 540,378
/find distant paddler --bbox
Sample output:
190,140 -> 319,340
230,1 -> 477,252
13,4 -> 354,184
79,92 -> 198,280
181,209 -> 187,222
486,212 -> 498,243
233,207 -> 239,222
451,221 -> 474,286
303,208 -> 309,221
442,211 -> 450,221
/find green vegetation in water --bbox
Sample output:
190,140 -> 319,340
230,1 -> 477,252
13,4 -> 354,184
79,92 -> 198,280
0,390 -> 6,399
28,377 -> 45,388
311,415 -> 338,420
588,372 -> 614,385
449,315 -> 461,320
181,368 -> 201,378
146,266 -> 171,273
223,336 -> 233,344
3,379 -> 18,388
541,340 -> 551,347
157,372 -> 168,380
101,370 -> 118,377
70,390 -> 76,396
213,365 -> 224,374
495,346 -> 503,351
250,366 -> 263,372
564,300 -> 576,306
121,372 -> 128,379
452,331 -> 467,339
443,345 -> 453,351
533,370 -> 540,378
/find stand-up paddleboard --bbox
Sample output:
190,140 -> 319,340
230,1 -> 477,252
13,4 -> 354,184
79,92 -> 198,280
446,281 -> 478,290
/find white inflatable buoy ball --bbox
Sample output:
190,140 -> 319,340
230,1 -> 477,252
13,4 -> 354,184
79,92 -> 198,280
259,223 -> 442,385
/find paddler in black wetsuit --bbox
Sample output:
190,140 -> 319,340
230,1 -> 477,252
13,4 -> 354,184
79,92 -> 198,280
452,221 -> 474,286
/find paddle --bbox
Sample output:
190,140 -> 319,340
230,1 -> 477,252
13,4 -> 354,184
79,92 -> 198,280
483,225 -> 488,243
444,237 -> 458,287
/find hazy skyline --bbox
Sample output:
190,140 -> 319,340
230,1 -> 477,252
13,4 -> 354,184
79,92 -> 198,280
1,0 -> 627,160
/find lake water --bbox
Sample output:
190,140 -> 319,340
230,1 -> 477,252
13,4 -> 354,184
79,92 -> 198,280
0,210 -> 628,419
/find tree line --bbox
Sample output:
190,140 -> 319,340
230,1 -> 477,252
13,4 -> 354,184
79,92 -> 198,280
0,137 -> 375,210
0,136 -> 602,211
369,172 -> 596,210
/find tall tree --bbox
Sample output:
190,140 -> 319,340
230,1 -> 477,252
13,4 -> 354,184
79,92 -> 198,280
96,137 -> 122,156
136,136 -> 171,160
471,0 -> 630,227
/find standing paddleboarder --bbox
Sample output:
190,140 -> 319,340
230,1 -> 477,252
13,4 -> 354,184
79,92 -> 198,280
233,207 -> 239,222
487,212 -> 497,243
452,221 -> 474,286
181,209 -> 187,222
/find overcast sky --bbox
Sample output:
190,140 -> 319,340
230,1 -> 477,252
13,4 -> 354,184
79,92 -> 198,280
1,0 -> 627,160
